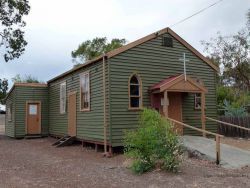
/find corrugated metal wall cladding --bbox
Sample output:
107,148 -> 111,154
48,60 -> 109,142
5,90 -> 15,137
109,33 -> 217,146
14,86 -> 49,137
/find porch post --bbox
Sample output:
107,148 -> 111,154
201,92 -> 206,137
163,91 -> 169,117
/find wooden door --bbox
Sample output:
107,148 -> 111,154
168,92 -> 183,135
68,92 -> 76,136
27,102 -> 41,135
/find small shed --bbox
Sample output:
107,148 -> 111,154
5,83 -> 49,138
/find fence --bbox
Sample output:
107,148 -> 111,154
217,116 -> 250,138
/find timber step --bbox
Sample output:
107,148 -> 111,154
52,135 -> 76,147
25,135 -> 43,139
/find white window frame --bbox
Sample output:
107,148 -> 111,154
194,93 -> 201,110
80,72 -> 90,111
128,74 -> 143,110
60,81 -> 67,114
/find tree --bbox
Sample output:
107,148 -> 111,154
12,74 -> 41,83
202,10 -> 250,111
0,0 -> 30,62
202,29 -> 250,91
71,37 -> 126,64
0,79 -> 8,104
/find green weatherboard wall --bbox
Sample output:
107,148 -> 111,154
48,60 -> 110,143
48,33 -> 217,147
108,33 -> 217,146
6,31 -> 217,145
5,85 -> 49,138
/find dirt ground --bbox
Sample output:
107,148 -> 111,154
0,136 -> 250,188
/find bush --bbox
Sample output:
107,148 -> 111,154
124,108 -> 182,174
223,100 -> 248,117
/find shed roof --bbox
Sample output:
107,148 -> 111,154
5,83 -> 47,100
47,27 -> 219,83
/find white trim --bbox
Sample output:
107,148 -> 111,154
60,81 -> 67,114
79,71 -> 90,111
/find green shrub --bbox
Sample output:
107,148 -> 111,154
124,108 -> 182,174
223,100 -> 248,117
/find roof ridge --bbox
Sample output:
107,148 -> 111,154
48,27 -> 218,83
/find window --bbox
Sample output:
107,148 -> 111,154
8,103 -> 12,121
194,93 -> 201,109
129,74 -> 142,109
60,82 -> 66,114
80,72 -> 90,111
162,37 -> 173,47
29,104 -> 38,115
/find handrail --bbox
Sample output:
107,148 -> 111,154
206,117 -> 250,132
166,117 -> 224,138
166,117 -> 223,164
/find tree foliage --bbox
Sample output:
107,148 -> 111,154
202,29 -> 250,91
202,10 -> 250,113
0,0 -> 30,62
71,37 -> 126,64
12,74 -> 41,83
202,9 -> 250,92
0,79 -> 8,104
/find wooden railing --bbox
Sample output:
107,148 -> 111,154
166,117 -> 224,164
206,117 -> 250,132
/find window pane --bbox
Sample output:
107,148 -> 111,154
60,83 -> 66,113
195,93 -> 201,109
29,105 -> 37,115
130,85 -> 139,96
130,76 -> 139,84
130,97 -> 140,108
81,73 -> 90,110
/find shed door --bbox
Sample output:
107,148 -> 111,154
168,92 -> 183,135
68,92 -> 76,136
27,102 -> 41,135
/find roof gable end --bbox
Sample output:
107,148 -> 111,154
48,27 -> 218,83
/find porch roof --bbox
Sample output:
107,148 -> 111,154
150,74 -> 207,93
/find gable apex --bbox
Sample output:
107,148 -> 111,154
48,27 -> 218,83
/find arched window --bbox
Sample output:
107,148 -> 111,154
129,74 -> 142,109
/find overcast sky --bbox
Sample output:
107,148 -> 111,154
1,0 -> 249,87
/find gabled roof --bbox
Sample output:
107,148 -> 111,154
5,83 -> 47,100
48,27 -> 219,83
150,74 -> 208,93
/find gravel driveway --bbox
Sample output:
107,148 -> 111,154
0,136 -> 250,188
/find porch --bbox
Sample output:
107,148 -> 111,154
150,74 -> 207,135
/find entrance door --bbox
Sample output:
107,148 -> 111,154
68,92 -> 76,136
168,92 -> 183,135
27,102 -> 41,135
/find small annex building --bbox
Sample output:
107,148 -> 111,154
5,27 -> 219,152
5,83 -> 49,138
